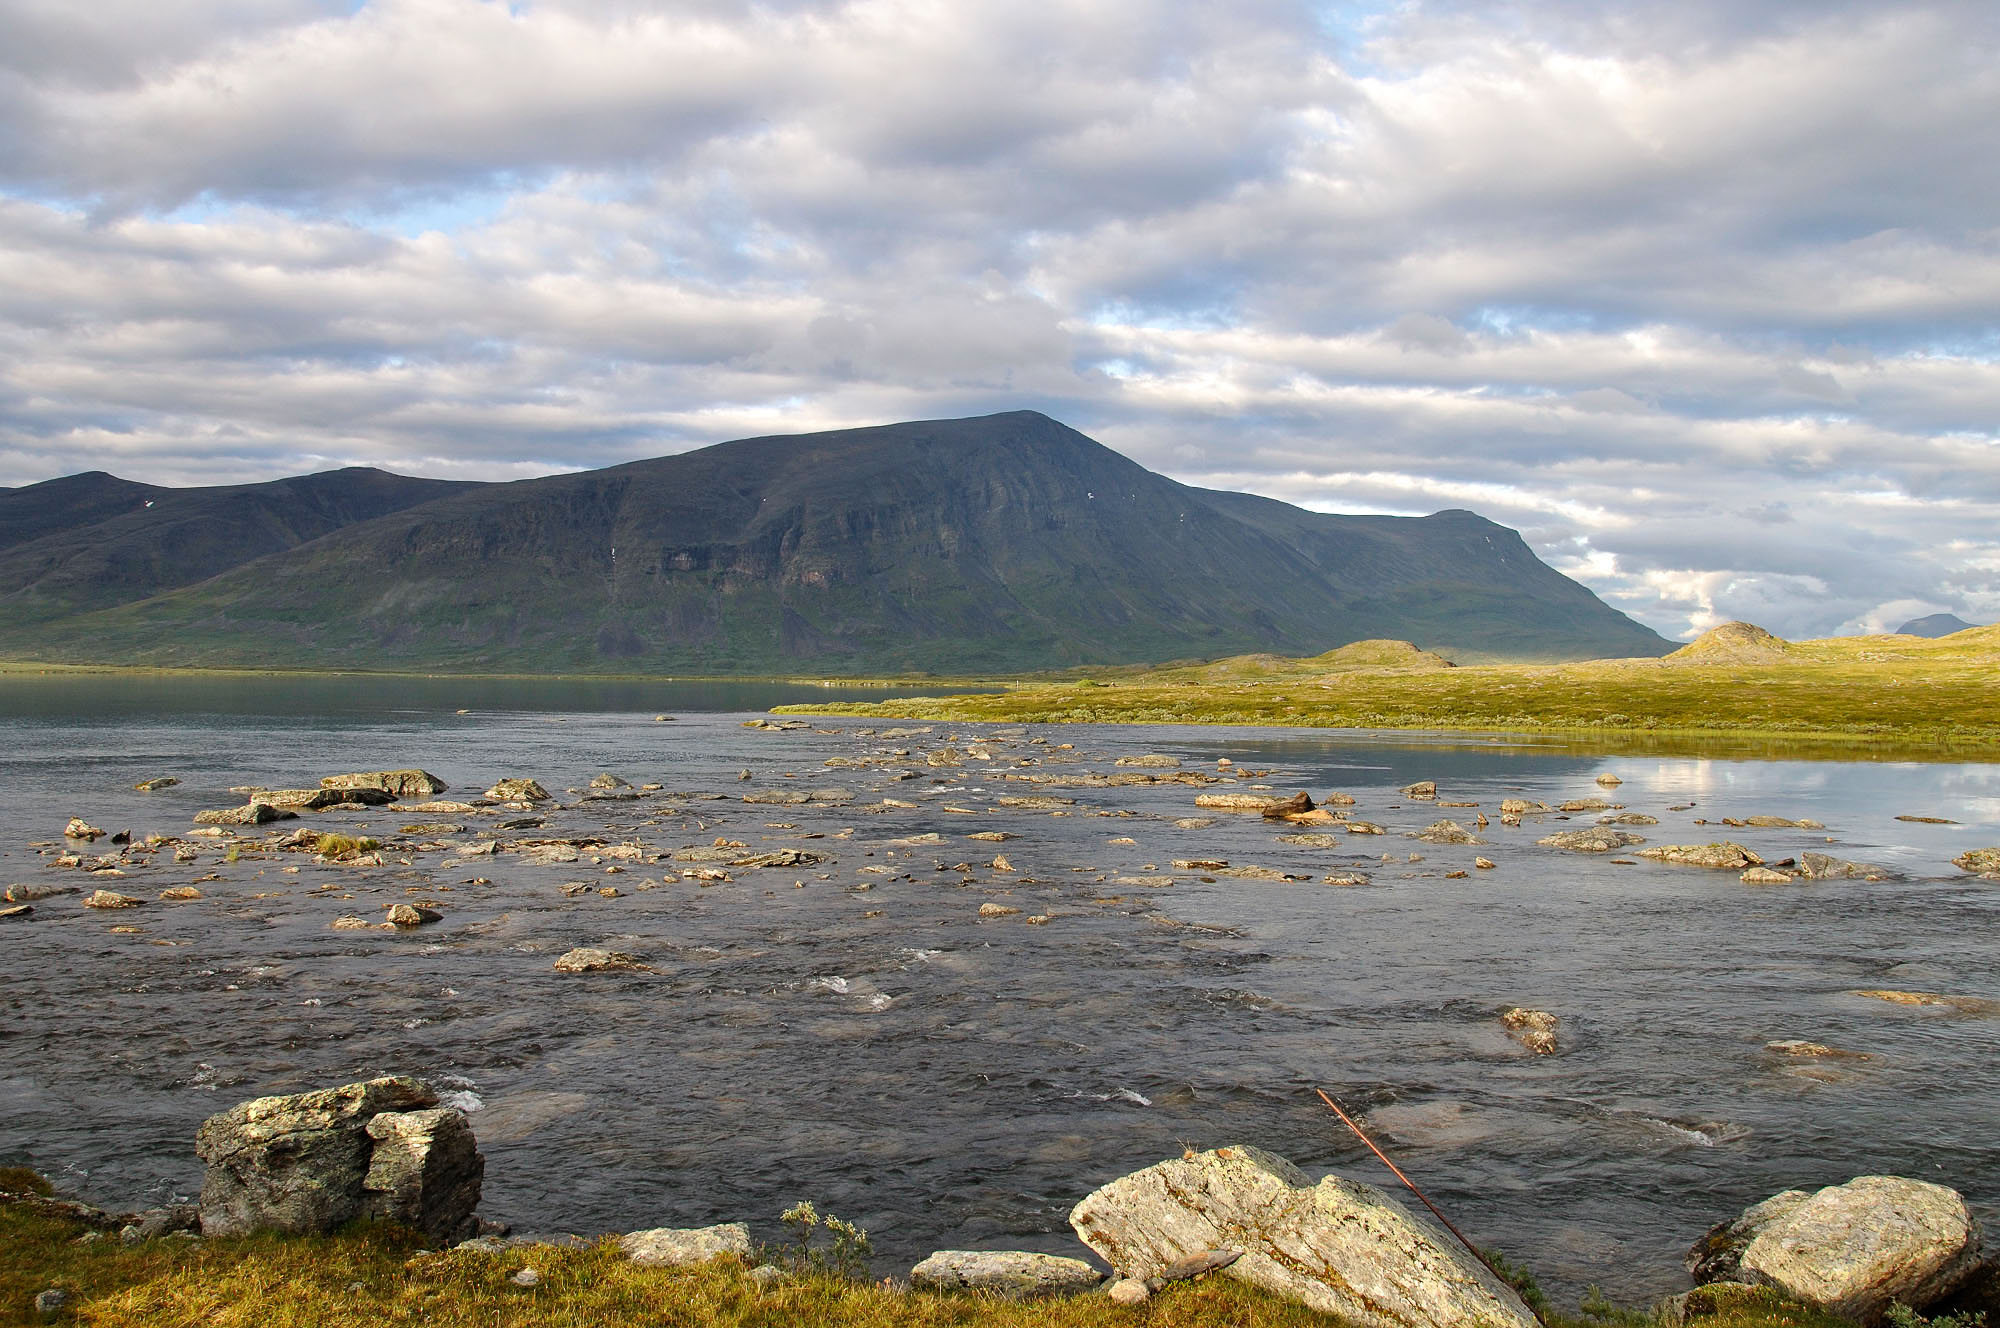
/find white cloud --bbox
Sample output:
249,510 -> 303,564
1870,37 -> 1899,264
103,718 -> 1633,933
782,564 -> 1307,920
0,0 -> 1995,641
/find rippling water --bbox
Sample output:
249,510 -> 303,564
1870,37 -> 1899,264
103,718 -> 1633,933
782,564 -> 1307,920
3,675 -> 1997,1304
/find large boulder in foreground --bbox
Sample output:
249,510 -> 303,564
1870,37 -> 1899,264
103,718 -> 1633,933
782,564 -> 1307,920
1686,1176 -> 1983,1324
1069,1146 -> 1536,1328
196,1076 -> 483,1243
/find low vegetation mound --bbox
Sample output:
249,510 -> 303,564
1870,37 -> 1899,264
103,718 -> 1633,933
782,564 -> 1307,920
1666,622 -> 1793,663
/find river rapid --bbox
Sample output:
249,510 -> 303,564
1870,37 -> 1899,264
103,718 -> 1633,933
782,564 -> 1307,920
2,674 -> 1997,1305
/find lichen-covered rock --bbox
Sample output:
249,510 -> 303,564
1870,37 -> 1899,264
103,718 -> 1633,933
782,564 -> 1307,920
1797,853 -> 1891,882
386,903 -> 441,927
361,1107 -> 484,1242
1417,820 -> 1484,845
909,1250 -> 1105,1299
65,818 -> 106,840
194,802 -> 293,826
1499,799 -> 1548,815
1539,828 -> 1647,853
256,787 -> 393,810
1685,1176 -> 1984,1324
1741,867 -> 1793,885
552,947 -> 648,972
1951,848 -> 1999,879
323,770 -> 448,797
485,778 -> 551,802
1501,1007 -> 1560,1054
1639,842 -> 1761,869
618,1222 -> 751,1266
1401,781 -> 1438,800
84,889 -> 143,909
134,776 -> 181,791
196,1077 -> 481,1243
1069,1146 -> 1536,1328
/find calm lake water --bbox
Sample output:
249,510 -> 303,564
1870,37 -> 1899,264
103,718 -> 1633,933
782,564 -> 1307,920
3,674 -> 1997,1304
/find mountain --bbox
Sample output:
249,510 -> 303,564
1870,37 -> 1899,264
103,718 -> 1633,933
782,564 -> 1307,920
0,412 -> 1671,673
1896,613 -> 1978,638
0,467 -> 472,627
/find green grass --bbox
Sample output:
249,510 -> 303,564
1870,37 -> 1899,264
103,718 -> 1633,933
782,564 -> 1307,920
776,626 -> 2000,758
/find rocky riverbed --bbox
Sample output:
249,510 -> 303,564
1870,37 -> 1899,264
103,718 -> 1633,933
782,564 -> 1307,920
4,710 -> 1998,1301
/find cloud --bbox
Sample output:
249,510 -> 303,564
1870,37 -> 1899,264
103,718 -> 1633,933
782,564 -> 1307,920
0,0 -> 1995,642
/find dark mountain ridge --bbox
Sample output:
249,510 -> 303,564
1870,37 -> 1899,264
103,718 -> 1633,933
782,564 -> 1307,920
0,412 -> 1670,673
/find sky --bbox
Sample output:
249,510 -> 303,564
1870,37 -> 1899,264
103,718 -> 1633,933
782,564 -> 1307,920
2,0 -> 1996,642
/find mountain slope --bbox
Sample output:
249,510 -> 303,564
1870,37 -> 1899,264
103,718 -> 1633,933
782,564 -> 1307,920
0,412 -> 1670,673
0,467 -> 473,626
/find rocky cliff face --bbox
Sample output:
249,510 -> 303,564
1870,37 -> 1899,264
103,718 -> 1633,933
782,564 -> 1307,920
0,412 -> 1670,673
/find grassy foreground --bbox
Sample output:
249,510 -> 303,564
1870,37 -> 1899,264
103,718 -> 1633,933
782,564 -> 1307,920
1,1185 -> 1864,1328
774,626 -> 2000,757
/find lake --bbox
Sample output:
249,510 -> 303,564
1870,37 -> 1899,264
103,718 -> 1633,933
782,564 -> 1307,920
3,674 -> 1996,1304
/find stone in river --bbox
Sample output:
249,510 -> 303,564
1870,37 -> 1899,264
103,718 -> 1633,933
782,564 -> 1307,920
1538,828 -> 1646,853
1595,773 -> 1624,786
323,770 -> 448,797
0,903 -> 31,920
552,947 -> 649,972
978,902 -> 1021,917
1400,781 -> 1438,800
160,886 -> 202,900
1685,1176 -> 1982,1325
362,1107 -> 485,1242
1500,1007 -> 1559,1054
1740,867 -> 1793,885
84,889 -> 143,909
331,915 -> 375,930
1116,754 -> 1182,768
134,777 -> 181,791
385,903 -> 441,927
1951,847 -> 2000,879
194,803 -> 293,826
1070,1145 -> 1536,1328
1416,820 -> 1484,845
1797,853 -> 1891,881
1259,792 -> 1318,819
64,818 -> 106,840
1639,842 -> 1762,869
909,1250 -> 1104,1299
618,1223 -> 752,1267
1499,799 -> 1548,814
589,772 -> 632,789
484,778 -> 551,802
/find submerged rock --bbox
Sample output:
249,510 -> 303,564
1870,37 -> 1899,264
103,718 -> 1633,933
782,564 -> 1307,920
1069,1145 -> 1536,1328
618,1223 -> 751,1267
909,1250 -> 1104,1299
196,1076 -> 481,1243
1685,1176 -> 1983,1324
134,777 -> 181,792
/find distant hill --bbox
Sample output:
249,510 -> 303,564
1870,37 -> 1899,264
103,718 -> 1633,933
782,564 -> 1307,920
0,411 -> 1672,674
1896,613 -> 1979,638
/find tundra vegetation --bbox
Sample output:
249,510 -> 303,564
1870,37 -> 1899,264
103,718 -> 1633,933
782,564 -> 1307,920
777,625 -> 2000,757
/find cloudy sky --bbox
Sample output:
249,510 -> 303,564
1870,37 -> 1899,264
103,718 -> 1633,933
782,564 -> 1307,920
3,0 -> 1996,641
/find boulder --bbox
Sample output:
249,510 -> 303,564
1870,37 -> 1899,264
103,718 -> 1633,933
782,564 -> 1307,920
134,777 -> 181,791
1069,1146 -> 1536,1328
1259,792 -> 1317,819
361,1107 -> 485,1241
322,770 -> 448,797
1417,820 -> 1484,845
552,947 -> 649,972
1686,1177 -> 1983,1324
1741,867 -> 1793,885
911,1250 -> 1104,1299
589,772 -> 632,789
1401,781 -> 1438,800
84,889 -> 143,909
255,787 -> 394,810
196,1076 -> 482,1243
64,818 -> 106,840
1797,854 -> 1890,882
1639,842 -> 1762,869
1501,1007 -> 1560,1055
385,904 -> 441,927
1539,828 -> 1646,853
485,778 -> 552,802
1499,799 -> 1548,815
194,803 -> 293,826
618,1222 -> 752,1267
1954,848 -> 2000,879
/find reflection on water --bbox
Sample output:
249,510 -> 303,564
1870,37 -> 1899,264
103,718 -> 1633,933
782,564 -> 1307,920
1,677 -> 1996,1306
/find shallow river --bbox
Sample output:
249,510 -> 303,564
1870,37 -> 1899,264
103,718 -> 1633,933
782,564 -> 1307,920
3,675 -> 1997,1305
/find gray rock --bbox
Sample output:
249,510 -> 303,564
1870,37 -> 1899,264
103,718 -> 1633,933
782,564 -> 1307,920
361,1107 -> 485,1242
618,1223 -> 752,1267
1499,799 -> 1549,814
1798,853 -> 1892,882
385,904 -> 441,927
909,1250 -> 1105,1299
484,778 -> 551,802
510,1267 -> 540,1287
323,770 -> 448,797
552,947 -> 649,973
589,773 -> 632,789
1685,1176 -> 1984,1324
1116,755 -> 1181,768
255,787 -> 393,810
1539,828 -> 1646,853
1639,842 -> 1762,869
194,802 -> 293,826
196,1076 -> 482,1243
84,889 -> 143,909
1416,820 -> 1484,845
1108,1277 -> 1152,1305
34,1287 -> 72,1319
1401,781 -> 1438,799
64,817 -> 105,840
1070,1146 -> 1536,1328
749,1264 -> 790,1289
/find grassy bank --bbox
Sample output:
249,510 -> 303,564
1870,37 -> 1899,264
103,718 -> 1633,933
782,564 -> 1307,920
774,627 -> 2000,758
0,1183 -> 1860,1328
